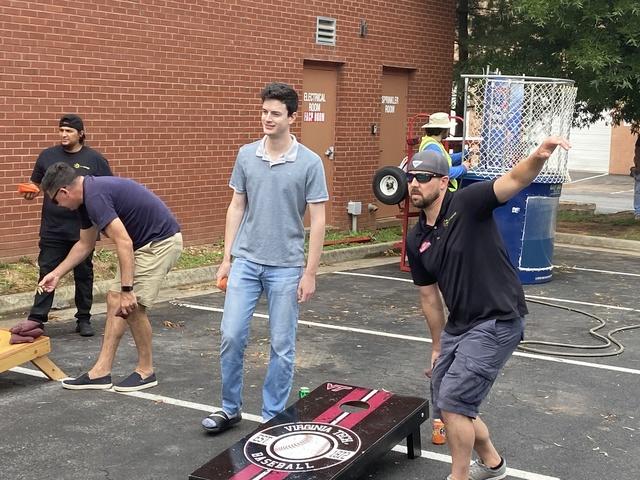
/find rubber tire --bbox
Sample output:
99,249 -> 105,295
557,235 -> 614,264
372,166 -> 408,205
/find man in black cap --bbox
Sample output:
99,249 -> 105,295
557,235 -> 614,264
405,137 -> 570,480
20,114 -> 112,337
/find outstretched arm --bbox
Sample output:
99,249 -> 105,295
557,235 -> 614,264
494,136 -> 571,203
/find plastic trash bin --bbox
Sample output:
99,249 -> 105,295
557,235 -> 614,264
461,176 -> 561,284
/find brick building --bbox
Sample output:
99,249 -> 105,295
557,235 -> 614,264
0,0 -> 455,260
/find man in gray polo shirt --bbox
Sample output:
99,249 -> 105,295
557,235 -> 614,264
202,82 -> 328,433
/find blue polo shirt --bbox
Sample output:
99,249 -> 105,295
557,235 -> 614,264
229,136 -> 329,267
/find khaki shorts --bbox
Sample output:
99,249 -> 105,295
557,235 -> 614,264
109,232 -> 183,308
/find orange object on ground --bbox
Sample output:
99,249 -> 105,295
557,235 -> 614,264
432,418 -> 446,445
216,276 -> 228,291
18,183 -> 40,194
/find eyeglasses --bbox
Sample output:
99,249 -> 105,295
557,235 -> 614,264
406,172 -> 443,184
51,187 -> 64,205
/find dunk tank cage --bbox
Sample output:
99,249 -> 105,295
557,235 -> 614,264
372,75 -> 577,282
460,74 -> 577,284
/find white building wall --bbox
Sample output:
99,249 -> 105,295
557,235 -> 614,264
567,115 -> 612,172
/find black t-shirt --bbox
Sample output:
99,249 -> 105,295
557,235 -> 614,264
31,145 -> 112,242
406,179 -> 528,335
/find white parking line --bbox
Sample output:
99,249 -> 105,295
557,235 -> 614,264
554,265 -> 640,278
335,271 -> 640,312
172,301 -> 640,376
565,173 -> 608,184
334,271 -> 413,283
9,365 -> 559,480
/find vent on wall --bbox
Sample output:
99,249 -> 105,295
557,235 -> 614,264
316,17 -> 336,46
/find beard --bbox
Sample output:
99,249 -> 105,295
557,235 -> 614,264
410,189 -> 439,209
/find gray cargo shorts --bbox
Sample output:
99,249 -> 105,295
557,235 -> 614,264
431,317 -> 525,419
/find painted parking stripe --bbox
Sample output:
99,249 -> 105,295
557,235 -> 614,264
334,271 -> 414,283
565,173 -> 608,184
9,365 -> 559,480
335,271 -> 640,313
524,294 -> 640,312
553,265 -> 640,278
172,301 -> 640,377
335,271 -> 640,315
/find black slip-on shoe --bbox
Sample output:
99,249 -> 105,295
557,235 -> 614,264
62,372 -> 112,390
201,410 -> 242,434
113,372 -> 158,392
75,321 -> 95,337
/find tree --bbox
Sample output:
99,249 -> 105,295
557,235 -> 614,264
454,0 -> 640,131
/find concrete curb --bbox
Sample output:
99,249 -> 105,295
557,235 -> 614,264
0,241 -> 399,316
555,232 -> 640,253
2,234 -> 635,316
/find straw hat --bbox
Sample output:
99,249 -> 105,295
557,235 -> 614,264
421,112 -> 451,129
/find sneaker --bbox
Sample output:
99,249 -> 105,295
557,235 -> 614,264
75,321 -> 95,337
202,410 -> 242,434
62,372 -> 112,390
113,372 -> 158,392
468,457 -> 507,480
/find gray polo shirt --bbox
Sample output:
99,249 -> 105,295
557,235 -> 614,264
229,135 -> 329,267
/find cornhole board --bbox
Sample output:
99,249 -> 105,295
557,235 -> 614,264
0,329 -> 66,380
190,382 -> 429,480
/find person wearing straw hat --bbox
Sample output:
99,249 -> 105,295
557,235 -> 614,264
419,112 -> 472,191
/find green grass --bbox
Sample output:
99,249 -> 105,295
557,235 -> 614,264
176,244 -> 225,269
320,227 -> 402,251
0,228 -> 403,295
556,210 -> 637,226
556,210 -> 640,241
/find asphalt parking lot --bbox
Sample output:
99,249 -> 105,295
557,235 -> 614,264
2,245 -> 639,480
561,171 -> 635,214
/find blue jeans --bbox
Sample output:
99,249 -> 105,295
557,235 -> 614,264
220,257 -> 303,420
634,174 -> 640,215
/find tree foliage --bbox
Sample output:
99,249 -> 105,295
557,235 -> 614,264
455,0 -> 640,131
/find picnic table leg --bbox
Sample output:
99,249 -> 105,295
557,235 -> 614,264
31,355 -> 66,380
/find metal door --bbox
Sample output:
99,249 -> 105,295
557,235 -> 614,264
377,70 -> 409,219
302,64 -> 337,226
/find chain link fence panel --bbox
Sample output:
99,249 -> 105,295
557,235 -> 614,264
462,75 -> 577,184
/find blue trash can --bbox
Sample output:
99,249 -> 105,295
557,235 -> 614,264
461,176 -> 562,284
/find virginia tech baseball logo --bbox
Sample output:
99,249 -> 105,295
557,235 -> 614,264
244,422 -> 362,472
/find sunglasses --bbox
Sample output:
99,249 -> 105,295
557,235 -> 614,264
50,187 -> 64,205
406,172 -> 442,184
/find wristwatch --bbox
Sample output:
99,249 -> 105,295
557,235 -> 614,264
121,285 -> 134,292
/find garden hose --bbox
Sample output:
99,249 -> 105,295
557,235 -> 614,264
519,298 -> 640,357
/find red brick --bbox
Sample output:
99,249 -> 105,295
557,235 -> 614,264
0,0 -> 454,259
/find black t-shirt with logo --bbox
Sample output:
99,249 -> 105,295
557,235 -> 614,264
406,179 -> 528,335
31,145 -> 113,242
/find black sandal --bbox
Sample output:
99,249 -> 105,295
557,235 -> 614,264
201,410 -> 241,433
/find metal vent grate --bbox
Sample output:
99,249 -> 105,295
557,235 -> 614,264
316,17 -> 336,46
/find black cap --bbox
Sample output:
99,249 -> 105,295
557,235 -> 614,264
59,114 -> 84,132
408,149 -> 449,177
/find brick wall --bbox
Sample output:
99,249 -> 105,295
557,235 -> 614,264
0,0 -> 455,260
